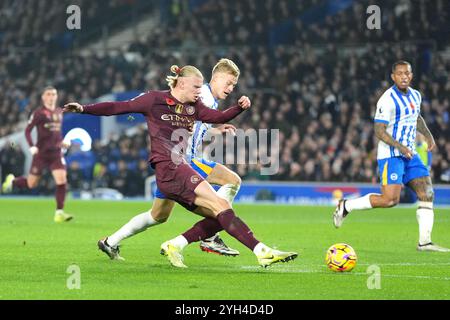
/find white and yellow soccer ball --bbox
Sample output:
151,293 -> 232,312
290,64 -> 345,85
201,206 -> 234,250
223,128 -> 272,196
325,243 -> 357,272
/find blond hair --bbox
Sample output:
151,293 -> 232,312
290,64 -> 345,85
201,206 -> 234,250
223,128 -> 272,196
166,65 -> 203,89
212,58 -> 240,77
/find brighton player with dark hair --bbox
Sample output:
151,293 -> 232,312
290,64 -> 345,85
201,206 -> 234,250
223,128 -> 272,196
2,86 -> 73,223
333,61 -> 449,252
64,65 -> 298,268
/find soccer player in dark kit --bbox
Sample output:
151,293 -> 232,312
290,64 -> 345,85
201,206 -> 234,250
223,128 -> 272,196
63,65 -> 298,268
2,86 -> 73,223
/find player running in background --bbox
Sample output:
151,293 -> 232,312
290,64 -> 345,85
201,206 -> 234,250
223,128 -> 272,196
64,65 -> 298,268
100,59 -> 243,258
333,61 -> 449,252
2,86 -> 73,223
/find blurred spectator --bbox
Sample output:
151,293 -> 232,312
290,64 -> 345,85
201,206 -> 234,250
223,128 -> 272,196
91,163 -> 111,189
68,161 -> 84,191
110,160 -> 132,196
0,143 -> 25,178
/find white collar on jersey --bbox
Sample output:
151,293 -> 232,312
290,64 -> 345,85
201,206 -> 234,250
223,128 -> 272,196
206,83 -> 219,104
392,85 -> 411,96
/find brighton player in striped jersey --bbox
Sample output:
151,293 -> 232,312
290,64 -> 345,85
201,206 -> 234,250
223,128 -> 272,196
333,61 -> 449,252
99,59 -> 245,259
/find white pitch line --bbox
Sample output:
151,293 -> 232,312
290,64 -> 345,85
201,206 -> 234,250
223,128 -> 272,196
349,272 -> 450,281
239,265 -> 450,281
355,262 -> 450,267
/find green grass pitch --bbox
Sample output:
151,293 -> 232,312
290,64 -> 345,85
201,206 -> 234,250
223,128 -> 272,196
1,198 -> 449,300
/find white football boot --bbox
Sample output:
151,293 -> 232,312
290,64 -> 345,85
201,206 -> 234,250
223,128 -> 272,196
98,237 -> 125,260
417,243 -> 450,252
333,199 -> 349,228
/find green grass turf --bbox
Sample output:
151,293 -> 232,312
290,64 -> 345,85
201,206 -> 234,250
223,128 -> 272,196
0,198 -> 449,300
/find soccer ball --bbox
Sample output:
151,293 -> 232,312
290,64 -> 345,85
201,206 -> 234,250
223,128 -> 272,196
325,243 -> 357,272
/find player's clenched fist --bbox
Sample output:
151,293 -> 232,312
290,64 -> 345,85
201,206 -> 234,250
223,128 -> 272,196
398,145 -> 413,159
29,146 -> 39,155
63,102 -> 84,113
61,141 -> 71,149
238,96 -> 251,109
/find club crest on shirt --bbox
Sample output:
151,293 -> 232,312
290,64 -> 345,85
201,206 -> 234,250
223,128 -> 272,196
175,104 -> 184,114
186,106 -> 195,115
190,175 -> 200,184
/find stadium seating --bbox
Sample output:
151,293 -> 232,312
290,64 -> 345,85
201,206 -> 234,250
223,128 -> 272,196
0,0 -> 449,196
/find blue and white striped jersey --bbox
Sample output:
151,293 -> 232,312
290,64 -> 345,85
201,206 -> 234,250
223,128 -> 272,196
374,85 -> 422,160
186,84 -> 218,160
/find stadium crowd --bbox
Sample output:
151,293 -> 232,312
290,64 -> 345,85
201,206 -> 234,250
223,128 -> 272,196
0,0 -> 449,196
164,0 -> 448,48
0,0 -> 154,137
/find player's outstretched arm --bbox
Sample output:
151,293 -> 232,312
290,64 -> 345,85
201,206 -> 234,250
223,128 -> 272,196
196,96 -> 251,124
417,115 -> 436,151
374,122 -> 413,159
64,101 -> 138,116
63,92 -> 154,116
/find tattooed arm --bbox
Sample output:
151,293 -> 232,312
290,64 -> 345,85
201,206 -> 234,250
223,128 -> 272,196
374,122 -> 413,159
416,115 -> 436,151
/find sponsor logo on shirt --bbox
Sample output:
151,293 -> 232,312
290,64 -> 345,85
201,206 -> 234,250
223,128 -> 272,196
44,122 -> 62,131
161,114 -> 191,122
52,113 -> 62,122
175,104 -> 184,114
161,114 -> 194,129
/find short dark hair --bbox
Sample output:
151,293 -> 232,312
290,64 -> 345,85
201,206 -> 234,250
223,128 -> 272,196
392,61 -> 412,73
42,85 -> 57,94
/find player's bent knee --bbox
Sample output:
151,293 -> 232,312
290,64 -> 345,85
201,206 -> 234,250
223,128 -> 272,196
228,173 -> 242,187
425,187 -> 434,202
55,174 -> 67,185
218,196 -> 231,207
417,190 -> 434,202
27,179 -> 39,189
210,197 -> 231,215
150,210 -> 169,223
